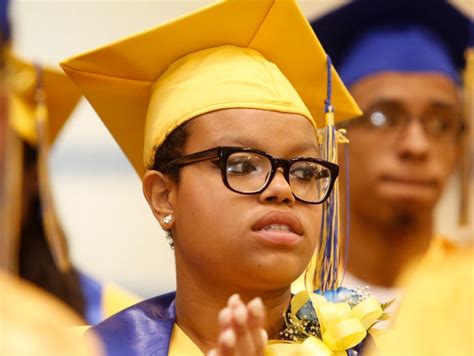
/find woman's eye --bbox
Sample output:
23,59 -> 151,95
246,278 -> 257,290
291,166 -> 318,180
227,159 -> 257,174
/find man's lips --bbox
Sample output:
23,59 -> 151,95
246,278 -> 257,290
251,210 -> 304,236
377,174 -> 440,203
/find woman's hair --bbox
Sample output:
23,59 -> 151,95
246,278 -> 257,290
20,142 -> 86,317
148,120 -> 193,181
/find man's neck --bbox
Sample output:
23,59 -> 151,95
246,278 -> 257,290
174,263 -> 291,354
346,211 -> 433,287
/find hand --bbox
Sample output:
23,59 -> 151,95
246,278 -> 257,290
207,294 -> 268,356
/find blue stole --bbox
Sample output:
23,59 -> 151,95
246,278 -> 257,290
78,271 -> 103,325
89,292 -> 176,356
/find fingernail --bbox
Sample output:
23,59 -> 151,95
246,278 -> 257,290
218,307 -> 232,324
228,293 -> 240,307
261,329 -> 268,344
207,350 -> 217,356
220,329 -> 236,348
248,297 -> 264,317
234,305 -> 247,325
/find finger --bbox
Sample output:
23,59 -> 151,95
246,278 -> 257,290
207,349 -> 219,356
247,297 -> 267,354
228,293 -> 242,309
232,303 -> 256,355
218,307 -> 233,331
247,297 -> 265,327
216,328 -> 237,356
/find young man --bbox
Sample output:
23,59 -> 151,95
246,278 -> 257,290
312,0 -> 471,301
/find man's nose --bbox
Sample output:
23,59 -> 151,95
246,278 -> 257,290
397,118 -> 430,161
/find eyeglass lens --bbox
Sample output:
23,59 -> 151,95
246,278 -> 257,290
225,151 -> 332,203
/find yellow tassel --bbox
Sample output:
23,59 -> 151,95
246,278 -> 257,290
35,66 -> 71,273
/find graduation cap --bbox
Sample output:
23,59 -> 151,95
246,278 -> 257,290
311,0 -> 472,88
0,0 -> 10,70
0,0 -> 10,45
61,0 -> 361,178
7,53 -> 82,146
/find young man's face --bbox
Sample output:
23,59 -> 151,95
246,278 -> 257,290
342,72 -> 461,226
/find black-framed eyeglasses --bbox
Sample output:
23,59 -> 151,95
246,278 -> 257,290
162,146 -> 339,204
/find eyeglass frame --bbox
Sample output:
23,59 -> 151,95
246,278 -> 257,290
160,146 -> 339,204
338,102 -> 465,143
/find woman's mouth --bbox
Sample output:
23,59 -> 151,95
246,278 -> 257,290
252,211 -> 304,246
261,224 -> 294,232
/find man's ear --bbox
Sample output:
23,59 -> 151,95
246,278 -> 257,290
143,170 -> 177,230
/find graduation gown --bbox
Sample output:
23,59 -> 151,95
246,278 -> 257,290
90,292 -> 176,356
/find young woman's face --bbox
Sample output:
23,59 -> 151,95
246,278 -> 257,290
169,108 -> 322,291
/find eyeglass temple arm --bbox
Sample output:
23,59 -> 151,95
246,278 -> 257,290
165,148 -> 220,168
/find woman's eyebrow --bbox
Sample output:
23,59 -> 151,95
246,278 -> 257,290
208,137 -> 319,152
206,136 -> 260,148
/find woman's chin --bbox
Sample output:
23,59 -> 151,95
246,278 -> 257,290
244,259 -> 307,290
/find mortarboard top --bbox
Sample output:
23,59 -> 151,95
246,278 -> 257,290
7,53 -> 82,147
61,0 -> 361,178
311,0 -> 472,87
0,0 -> 9,44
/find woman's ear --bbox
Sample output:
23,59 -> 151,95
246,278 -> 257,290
143,170 -> 177,230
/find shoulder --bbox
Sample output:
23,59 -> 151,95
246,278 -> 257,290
89,292 -> 176,356
424,235 -> 460,263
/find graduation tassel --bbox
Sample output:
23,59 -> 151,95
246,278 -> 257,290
34,64 -> 71,273
308,55 -> 350,292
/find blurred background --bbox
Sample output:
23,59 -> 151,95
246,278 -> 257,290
7,0 -> 473,298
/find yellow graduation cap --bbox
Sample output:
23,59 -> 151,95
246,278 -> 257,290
61,0 -> 361,178
6,52 -> 81,147
2,52 -> 81,274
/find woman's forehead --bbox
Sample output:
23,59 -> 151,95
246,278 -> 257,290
186,108 -> 319,154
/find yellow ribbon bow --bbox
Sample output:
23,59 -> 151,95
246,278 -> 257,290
265,290 -> 383,356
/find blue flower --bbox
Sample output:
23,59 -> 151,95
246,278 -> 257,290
315,287 -> 356,303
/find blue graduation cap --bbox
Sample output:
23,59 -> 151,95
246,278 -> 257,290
1,0 -> 10,44
311,0 -> 472,87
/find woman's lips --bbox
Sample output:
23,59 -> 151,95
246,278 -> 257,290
251,211 -> 304,246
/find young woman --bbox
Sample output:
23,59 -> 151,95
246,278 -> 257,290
61,1 -> 362,354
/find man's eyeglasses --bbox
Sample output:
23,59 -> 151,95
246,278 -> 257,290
161,146 -> 339,204
344,102 -> 464,142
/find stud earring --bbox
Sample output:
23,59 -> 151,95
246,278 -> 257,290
162,214 -> 173,224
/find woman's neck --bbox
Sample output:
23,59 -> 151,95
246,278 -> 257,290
174,264 -> 291,353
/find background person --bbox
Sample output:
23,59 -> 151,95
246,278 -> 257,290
311,0 -> 472,302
